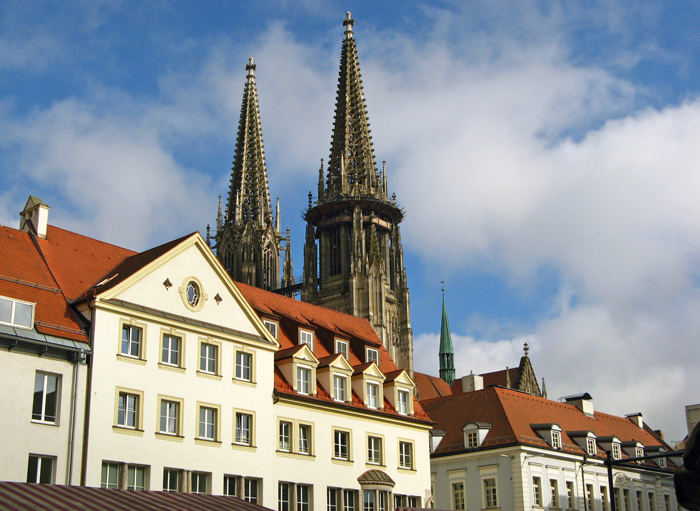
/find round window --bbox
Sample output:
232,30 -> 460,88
186,281 -> 200,307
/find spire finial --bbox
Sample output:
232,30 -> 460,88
246,57 -> 256,78
524,342 -> 529,357
441,279 -> 445,293
343,11 -> 354,38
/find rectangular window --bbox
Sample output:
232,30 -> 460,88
601,487 -> 609,511
333,375 -> 347,402
101,462 -> 119,489
297,366 -> 311,395
236,412 -> 252,445
199,406 -> 216,440
550,479 -> 559,508
236,351 -> 252,381
587,437 -> 596,455
378,491 -> 387,511
191,472 -> 208,494
484,478 -> 498,508
345,490 -> 357,511
279,482 -> 291,511
27,455 -> 53,483
121,325 -> 142,358
163,468 -> 179,492
0,296 -> 34,328
648,492 -> 656,511
299,424 -> 312,454
664,494 -> 671,511
397,390 -> 409,415
368,436 -> 382,464
200,343 -> 217,374
300,330 -> 314,350
366,382 -> 379,409
399,441 -> 413,469
452,483 -> 465,510
32,372 -> 59,423
127,465 -> 146,491
567,481 -> 575,509
336,340 -> 349,359
279,421 -> 291,451
160,400 -> 179,435
533,477 -> 542,506
328,488 -> 339,511
586,485 -> 594,511
224,475 -> 238,496
297,484 -> 310,511
161,334 -> 180,366
364,490 -> 375,511
334,430 -> 349,460
264,320 -> 278,338
658,456 -> 667,468
552,431 -> 561,449
244,478 -> 259,503
366,348 -> 379,364
612,442 -> 621,459
636,491 -> 644,511
623,489 -> 631,511
118,392 -> 138,428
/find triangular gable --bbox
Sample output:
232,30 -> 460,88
321,353 -> 354,373
385,369 -> 414,387
356,362 -> 386,381
292,343 -> 319,365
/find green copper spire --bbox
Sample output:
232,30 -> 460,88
439,286 -> 455,386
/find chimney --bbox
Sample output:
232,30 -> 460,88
625,412 -> 644,429
563,393 -> 594,417
19,196 -> 50,238
461,371 -> 483,392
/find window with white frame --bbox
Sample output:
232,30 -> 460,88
264,320 -> 278,339
299,424 -> 312,454
163,468 -> 179,492
366,382 -> 379,409
235,412 -> 252,445
635,446 -> 644,462
333,375 -> 347,402
466,430 -> 478,448
366,348 -> 379,364
0,296 -> 34,328
399,441 -> 413,469
198,406 -> 217,440
279,421 -> 292,451
567,481 -> 576,509
550,479 -> 559,508
297,366 -> 311,395
27,455 -> 54,483
32,372 -> 59,424
161,334 -> 180,366
236,351 -> 252,381
334,430 -> 350,460
297,484 -> 311,511
533,477 -> 542,506
636,491 -> 644,511
552,430 -> 562,449
623,489 -> 631,511
648,492 -> 656,511
612,442 -> 621,460
118,392 -> 139,429
367,436 -> 382,464
336,339 -> 349,359
299,330 -> 314,350
101,462 -> 119,489
586,484 -> 594,511
200,343 -> 218,374
223,475 -> 238,496
658,455 -> 667,468
345,490 -> 357,511
601,486 -> 609,511
587,437 -> 596,455
484,478 -> 498,508
396,389 -> 409,415
328,487 -> 340,511
121,324 -> 142,358
127,465 -> 146,491
452,483 -> 465,510
279,482 -> 291,511
159,400 -> 179,435
191,472 -> 208,494
244,478 -> 259,503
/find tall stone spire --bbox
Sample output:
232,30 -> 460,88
439,287 -> 456,386
215,58 -> 285,290
302,13 -> 414,374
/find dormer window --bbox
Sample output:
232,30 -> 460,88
335,339 -> 349,360
657,455 -> 666,468
531,423 -> 562,450
463,423 -> 492,449
366,348 -> 379,364
397,390 -> 409,415
587,437 -> 596,456
612,442 -> 621,460
299,330 -> 314,351
0,295 -> 35,329
635,446 -> 644,463
263,320 -> 278,339
366,382 -> 379,409
297,366 -> 311,395
466,431 -> 478,448
552,430 -> 562,450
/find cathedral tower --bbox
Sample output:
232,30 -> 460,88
439,289 -> 455,386
302,13 -> 414,373
215,58 -> 289,290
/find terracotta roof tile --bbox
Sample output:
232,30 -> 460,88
414,371 -> 453,400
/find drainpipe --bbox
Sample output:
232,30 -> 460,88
66,348 -> 85,484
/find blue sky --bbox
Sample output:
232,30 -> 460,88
2,1 -> 699,441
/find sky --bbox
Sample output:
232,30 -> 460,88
1,0 -> 699,442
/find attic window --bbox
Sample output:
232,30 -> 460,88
335,339 -> 349,360
587,437 -> 596,456
635,446 -> 644,463
552,430 -> 562,450
263,320 -> 278,339
0,296 -> 35,329
366,348 -> 379,364
299,330 -> 314,351
612,442 -> 621,460
462,422 -> 491,449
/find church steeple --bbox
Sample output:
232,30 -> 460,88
439,287 -> 455,387
302,13 -> 414,374
215,58 -> 285,291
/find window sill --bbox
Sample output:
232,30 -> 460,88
113,425 -> 144,437
196,370 -> 222,381
232,378 -> 256,387
276,450 -> 316,460
116,354 -> 147,366
366,462 -> 386,468
332,457 -> 354,466
31,419 -> 58,427
158,363 -> 186,373
231,443 -> 257,452
155,432 -> 184,442
398,466 -> 416,472
194,438 -> 222,447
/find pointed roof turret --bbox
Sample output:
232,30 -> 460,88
439,286 -> 456,386
226,57 -> 274,229
324,12 -> 382,201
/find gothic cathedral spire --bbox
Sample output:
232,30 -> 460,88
302,13 -> 414,374
439,288 -> 455,386
215,58 -> 286,290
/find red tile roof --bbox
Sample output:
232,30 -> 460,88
0,226 -> 87,343
422,386 -> 673,466
414,372 -> 453,400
